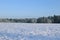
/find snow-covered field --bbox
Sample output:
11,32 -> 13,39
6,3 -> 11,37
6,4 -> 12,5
0,23 -> 60,40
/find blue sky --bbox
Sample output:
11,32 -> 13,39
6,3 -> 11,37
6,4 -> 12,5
0,0 -> 60,18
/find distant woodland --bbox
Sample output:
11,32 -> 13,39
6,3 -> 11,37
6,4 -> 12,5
0,15 -> 60,23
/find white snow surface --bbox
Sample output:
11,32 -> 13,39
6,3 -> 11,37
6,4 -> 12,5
0,23 -> 60,40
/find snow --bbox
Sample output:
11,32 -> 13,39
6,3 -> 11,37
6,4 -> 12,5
0,23 -> 60,40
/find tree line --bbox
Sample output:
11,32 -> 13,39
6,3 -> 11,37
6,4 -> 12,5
0,15 -> 60,23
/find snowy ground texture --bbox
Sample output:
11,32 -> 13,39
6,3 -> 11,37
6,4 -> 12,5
0,23 -> 60,40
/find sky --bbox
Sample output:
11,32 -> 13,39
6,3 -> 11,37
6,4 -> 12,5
0,0 -> 60,18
